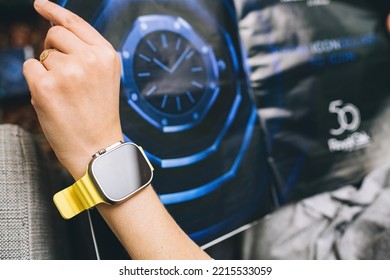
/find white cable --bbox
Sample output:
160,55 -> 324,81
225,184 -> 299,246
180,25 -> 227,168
87,210 -> 101,260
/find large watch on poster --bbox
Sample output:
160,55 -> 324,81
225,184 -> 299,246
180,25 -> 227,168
122,15 -> 220,133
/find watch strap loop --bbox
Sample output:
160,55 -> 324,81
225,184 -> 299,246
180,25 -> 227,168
53,171 -> 106,219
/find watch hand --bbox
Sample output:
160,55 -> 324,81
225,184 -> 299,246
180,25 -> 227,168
170,46 -> 191,73
152,46 -> 190,73
152,58 -> 172,73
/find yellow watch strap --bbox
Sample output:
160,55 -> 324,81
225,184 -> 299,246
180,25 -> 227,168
53,170 -> 106,219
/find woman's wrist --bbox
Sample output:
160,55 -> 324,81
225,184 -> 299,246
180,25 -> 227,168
97,185 -> 211,260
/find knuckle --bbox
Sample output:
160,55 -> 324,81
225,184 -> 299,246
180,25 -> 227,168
47,25 -> 57,37
82,46 -> 118,69
44,26 -> 68,48
98,46 -> 119,66
83,50 -> 99,65
62,65 -> 79,79
46,25 -> 63,40
64,13 -> 83,27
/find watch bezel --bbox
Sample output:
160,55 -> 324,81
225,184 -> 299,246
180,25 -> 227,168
121,14 -> 220,133
88,142 -> 154,204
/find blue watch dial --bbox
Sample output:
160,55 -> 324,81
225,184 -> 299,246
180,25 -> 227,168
121,15 -> 220,133
134,31 -> 207,115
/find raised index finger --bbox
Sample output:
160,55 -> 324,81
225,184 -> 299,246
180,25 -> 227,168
34,0 -> 112,47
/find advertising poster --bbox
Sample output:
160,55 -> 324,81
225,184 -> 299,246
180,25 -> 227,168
58,0 -> 274,259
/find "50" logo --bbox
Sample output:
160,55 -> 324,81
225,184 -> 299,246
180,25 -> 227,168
329,100 -> 361,136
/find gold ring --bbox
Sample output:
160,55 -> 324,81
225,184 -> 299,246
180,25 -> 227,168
39,48 -> 58,63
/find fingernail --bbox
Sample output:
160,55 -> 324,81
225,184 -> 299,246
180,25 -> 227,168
34,0 -> 48,7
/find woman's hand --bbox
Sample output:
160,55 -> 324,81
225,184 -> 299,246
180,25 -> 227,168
23,0 -> 123,180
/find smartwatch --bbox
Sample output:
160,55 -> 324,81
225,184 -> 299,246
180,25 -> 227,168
53,141 -> 154,219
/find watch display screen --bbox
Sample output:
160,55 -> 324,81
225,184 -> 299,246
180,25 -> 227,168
90,143 -> 152,202
58,0 -> 274,259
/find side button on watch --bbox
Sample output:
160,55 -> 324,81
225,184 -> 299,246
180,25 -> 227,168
53,141 -> 154,219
